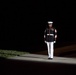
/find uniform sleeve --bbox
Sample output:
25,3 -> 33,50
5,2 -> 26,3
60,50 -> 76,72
44,30 -> 46,35
55,29 -> 57,38
44,29 -> 47,39
44,30 -> 46,38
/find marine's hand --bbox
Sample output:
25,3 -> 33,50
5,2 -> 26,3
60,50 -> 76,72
44,41 -> 47,43
54,41 -> 56,43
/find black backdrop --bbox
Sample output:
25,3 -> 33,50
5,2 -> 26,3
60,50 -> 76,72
0,1 -> 76,52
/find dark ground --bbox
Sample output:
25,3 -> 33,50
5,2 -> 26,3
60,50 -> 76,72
0,58 -> 76,75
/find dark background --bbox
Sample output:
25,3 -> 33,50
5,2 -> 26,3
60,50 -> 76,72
0,1 -> 76,52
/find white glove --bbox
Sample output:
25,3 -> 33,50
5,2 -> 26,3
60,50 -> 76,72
54,41 -> 56,43
44,41 -> 47,43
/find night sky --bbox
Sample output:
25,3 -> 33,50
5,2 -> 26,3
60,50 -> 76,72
0,1 -> 76,52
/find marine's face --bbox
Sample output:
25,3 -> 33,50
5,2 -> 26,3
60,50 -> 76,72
48,23 -> 53,28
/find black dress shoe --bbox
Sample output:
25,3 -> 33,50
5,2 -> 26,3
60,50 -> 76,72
48,58 -> 53,60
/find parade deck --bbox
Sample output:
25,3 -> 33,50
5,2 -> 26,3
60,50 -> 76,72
0,54 -> 76,75
8,54 -> 76,65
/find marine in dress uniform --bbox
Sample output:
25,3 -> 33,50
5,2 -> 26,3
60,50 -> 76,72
44,21 -> 57,59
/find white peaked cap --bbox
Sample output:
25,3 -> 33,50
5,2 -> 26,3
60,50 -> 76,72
48,21 -> 53,24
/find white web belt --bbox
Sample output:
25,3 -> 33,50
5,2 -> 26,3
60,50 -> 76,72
47,34 -> 54,36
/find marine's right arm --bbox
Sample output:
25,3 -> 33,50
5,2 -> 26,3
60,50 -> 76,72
44,29 -> 47,43
44,29 -> 46,38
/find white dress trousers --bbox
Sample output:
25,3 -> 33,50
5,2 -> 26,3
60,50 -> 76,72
46,42 -> 54,58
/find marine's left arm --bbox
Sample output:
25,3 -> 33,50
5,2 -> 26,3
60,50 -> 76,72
54,29 -> 57,43
55,29 -> 57,39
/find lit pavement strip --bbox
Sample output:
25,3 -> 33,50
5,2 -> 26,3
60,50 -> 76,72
8,54 -> 76,65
